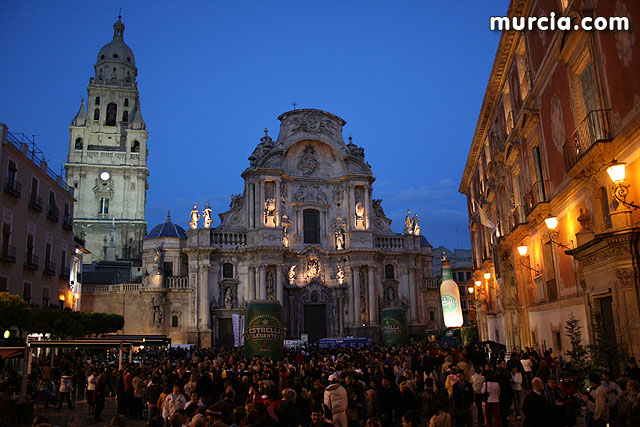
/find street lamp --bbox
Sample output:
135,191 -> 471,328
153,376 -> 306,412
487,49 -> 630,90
545,217 -> 572,249
484,272 -> 491,280
467,286 -> 474,294
516,244 -> 540,275
606,161 -> 640,210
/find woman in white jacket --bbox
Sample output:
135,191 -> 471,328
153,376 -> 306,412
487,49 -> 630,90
57,371 -> 74,411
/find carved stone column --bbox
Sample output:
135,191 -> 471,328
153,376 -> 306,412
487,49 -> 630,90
408,266 -> 417,323
338,295 -> 344,337
247,182 -> 254,229
275,178 -> 281,227
259,265 -> 266,300
248,266 -> 255,301
200,262 -> 210,329
364,186 -> 371,230
289,294 -> 295,338
368,266 -> 378,325
349,185 -> 356,230
348,270 -> 354,326
352,266 -> 361,326
259,181 -> 265,227
276,264 -> 283,303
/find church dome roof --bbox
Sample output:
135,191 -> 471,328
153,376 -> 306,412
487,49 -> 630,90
144,212 -> 187,239
96,17 -> 136,67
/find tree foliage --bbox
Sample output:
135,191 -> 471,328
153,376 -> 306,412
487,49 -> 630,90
564,312 -> 590,379
0,292 -> 124,339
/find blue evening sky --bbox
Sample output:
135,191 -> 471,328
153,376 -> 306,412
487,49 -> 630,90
0,1 -> 507,250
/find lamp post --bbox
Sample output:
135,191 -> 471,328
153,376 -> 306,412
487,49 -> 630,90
606,161 -> 640,210
517,245 -> 540,275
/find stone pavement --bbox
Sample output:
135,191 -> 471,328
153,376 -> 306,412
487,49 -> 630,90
22,396 -> 147,427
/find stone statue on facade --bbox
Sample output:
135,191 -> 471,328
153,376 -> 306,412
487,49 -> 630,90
307,258 -> 320,281
153,306 -> 162,324
202,202 -> 213,229
577,208 -> 591,231
264,198 -> 276,226
335,228 -> 345,250
224,288 -> 232,309
404,210 -> 413,234
355,202 -> 365,228
288,265 -> 296,284
336,265 -> 345,284
413,214 -> 421,236
189,204 -> 200,229
282,215 -> 291,247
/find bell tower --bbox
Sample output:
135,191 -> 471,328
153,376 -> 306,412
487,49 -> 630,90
64,16 -> 148,262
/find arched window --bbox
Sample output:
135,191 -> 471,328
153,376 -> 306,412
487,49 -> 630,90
600,187 -> 612,230
93,108 -> 100,120
122,111 -> 128,122
105,103 -> 117,126
303,209 -> 320,244
74,138 -> 83,150
222,263 -> 234,279
385,264 -> 395,280
131,140 -> 140,153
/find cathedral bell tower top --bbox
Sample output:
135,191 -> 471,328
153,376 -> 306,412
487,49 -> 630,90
96,16 -> 136,70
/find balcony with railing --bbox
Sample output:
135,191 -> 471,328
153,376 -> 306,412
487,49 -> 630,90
423,277 -> 440,290
1,245 -> 16,263
29,194 -> 43,212
63,215 -> 73,231
4,178 -> 21,198
523,180 -> 548,218
43,260 -> 56,275
24,253 -> 39,270
47,205 -> 59,222
210,231 -> 247,248
375,236 -> 405,249
165,276 -> 189,289
563,109 -> 612,172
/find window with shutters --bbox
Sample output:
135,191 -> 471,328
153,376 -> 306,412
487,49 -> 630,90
303,209 -> 320,244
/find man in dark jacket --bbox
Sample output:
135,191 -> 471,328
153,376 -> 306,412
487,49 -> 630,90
277,388 -> 304,427
195,369 -> 214,406
452,370 -> 474,427
378,376 -> 399,425
523,377 -> 547,427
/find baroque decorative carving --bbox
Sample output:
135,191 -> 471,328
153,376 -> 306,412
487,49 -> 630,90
615,1 -> 634,67
292,184 -> 330,205
346,136 -> 365,158
290,112 -> 337,137
550,97 -> 565,153
230,194 -> 242,211
248,128 -> 275,167
202,202 -> 213,229
332,185 -> 344,202
297,145 -> 318,176
403,210 -> 421,235
616,268 -> 635,287
580,245 -> 631,267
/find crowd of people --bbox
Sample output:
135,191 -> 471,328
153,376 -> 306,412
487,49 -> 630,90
4,340 -> 640,427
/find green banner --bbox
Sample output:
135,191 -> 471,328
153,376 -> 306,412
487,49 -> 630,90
380,307 -> 408,346
244,300 -> 285,360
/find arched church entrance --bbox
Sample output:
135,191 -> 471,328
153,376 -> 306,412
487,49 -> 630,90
304,289 -> 327,343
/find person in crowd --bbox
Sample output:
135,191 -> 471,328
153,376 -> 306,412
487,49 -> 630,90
601,371 -> 622,423
163,383 -> 187,422
86,370 -> 97,415
583,372 -> 609,427
451,369 -> 474,427
510,365 -> 523,419
276,387 -> 304,427
624,357 -> 640,382
617,378 -> 640,427
481,372 -> 501,427
543,376 -> 566,427
56,370 -> 73,411
429,401 -> 451,427
324,373 -> 348,427
523,377 -> 546,427
470,366 -> 486,426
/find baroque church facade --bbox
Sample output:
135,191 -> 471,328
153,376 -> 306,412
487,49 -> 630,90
77,19 -> 443,346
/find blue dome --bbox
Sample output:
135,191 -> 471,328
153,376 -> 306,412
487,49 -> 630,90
144,212 -> 187,239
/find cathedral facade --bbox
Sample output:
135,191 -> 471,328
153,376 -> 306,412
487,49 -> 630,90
77,19 -> 443,346
137,109 -> 437,346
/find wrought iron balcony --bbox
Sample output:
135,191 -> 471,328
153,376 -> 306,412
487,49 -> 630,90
47,206 -> 59,222
523,181 -> 548,218
1,245 -> 16,263
24,253 -> 39,270
563,109 -> 612,171
4,178 -> 21,198
44,260 -> 56,275
29,194 -> 43,212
